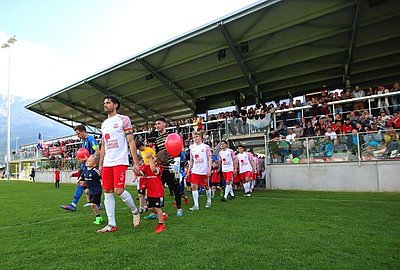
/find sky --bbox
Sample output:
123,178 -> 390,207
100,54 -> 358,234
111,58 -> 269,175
0,0 -> 259,100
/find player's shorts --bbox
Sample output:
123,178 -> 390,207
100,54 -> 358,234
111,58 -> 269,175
253,172 -> 258,180
233,174 -> 241,184
222,171 -> 234,182
239,171 -> 253,181
102,165 -> 128,190
89,193 -> 102,206
147,197 -> 164,208
191,173 -> 209,187
211,181 -> 221,187
186,174 -> 191,186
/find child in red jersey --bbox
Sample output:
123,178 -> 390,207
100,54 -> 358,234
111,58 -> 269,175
140,150 -> 169,233
54,168 -> 61,188
210,160 -> 222,198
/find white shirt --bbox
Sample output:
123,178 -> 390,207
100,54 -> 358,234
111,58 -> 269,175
237,152 -> 253,173
286,133 -> 296,143
190,143 -> 211,175
101,114 -> 133,166
219,148 -> 235,172
325,131 -> 337,140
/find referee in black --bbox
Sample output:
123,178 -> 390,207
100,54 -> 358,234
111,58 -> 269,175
154,117 -> 183,217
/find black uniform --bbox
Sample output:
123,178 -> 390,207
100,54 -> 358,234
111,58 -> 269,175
155,131 -> 182,209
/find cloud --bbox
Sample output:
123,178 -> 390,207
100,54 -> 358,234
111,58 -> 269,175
0,0 -> 257,100
0,31 -> 82,99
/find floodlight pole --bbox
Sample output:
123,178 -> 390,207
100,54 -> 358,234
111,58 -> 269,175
2,36 -> 17,181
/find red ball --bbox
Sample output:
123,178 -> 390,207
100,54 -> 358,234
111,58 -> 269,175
165,133 -> 183,157
76,148 -> 90,161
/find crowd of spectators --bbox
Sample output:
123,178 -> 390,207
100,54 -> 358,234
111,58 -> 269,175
267,83 -> 400,163
13,82 -> 400,168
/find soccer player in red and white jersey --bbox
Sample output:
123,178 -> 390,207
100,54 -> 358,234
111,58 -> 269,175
237,145 -> 255,197
97,95 -> 141,233
219,140 -> 238,202
249,150 -> 258,192
186,131 -> 212,210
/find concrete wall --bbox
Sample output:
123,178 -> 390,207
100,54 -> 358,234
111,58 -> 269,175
268,160 -> 400,192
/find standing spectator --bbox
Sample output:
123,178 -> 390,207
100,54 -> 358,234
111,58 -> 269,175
377,85 -> 390,115
392,82 -> 400,113
352,86 -> 366,111
342,90 -> 354,114
365,87 -> 377,115
54,168 -> 60,188
320,101 -> 331,116
29,167 -> 35,182
332,92 -> 343,115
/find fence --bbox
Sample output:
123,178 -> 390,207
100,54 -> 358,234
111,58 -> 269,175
265,128 -> 400,167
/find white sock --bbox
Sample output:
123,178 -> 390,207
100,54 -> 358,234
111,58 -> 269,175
119,190 -> 138,214
104,193 -> 116,226
192,190 -> 199,207
229,184 -> 235,196
206,189 -> 212,203
244,182 -> 249,193
224,185 -> 230,199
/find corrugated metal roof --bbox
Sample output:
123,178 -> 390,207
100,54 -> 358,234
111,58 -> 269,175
26,0 -> 400,128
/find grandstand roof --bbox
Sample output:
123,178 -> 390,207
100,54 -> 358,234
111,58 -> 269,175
26,0 -> 400,128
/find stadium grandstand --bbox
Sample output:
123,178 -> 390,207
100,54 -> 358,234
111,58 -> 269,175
9,0 -> 399,192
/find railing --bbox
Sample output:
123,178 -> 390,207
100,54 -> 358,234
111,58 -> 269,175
10,90 -> 400,167
266,128 -> 400,167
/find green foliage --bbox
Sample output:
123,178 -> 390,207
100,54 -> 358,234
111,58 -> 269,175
1,181 -> 399,270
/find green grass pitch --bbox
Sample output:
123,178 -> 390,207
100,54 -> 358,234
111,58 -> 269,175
1,181 -> 399,269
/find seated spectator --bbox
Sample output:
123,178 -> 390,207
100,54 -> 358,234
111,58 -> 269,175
356,122 -> 366,133
325,126 -> 338,145
363,130 -> 383,150
293,123 -> 304,137
268,128 -> 280,140
291,137 -> 304,158
285,129 -> 296,143
278,138 -> 290,163
303,121 -> 316,137
277,121 -> 287,137
388,111 -> 400,128
321,136 -> 334,157
331,120 -> 342,135
383,127 -> 400,157
346,128 -> 364,155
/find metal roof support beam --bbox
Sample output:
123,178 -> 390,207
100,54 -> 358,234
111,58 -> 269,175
137,58 -> 196,111
86,81 -> 149,121
52,96 -> 104,123
344,2 -> 362,89
29,108 -> 75,129
219,23 -> 260,103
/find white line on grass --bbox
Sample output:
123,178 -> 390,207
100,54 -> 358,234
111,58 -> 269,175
250,196 -> 400,204
0,208 -> 127,230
